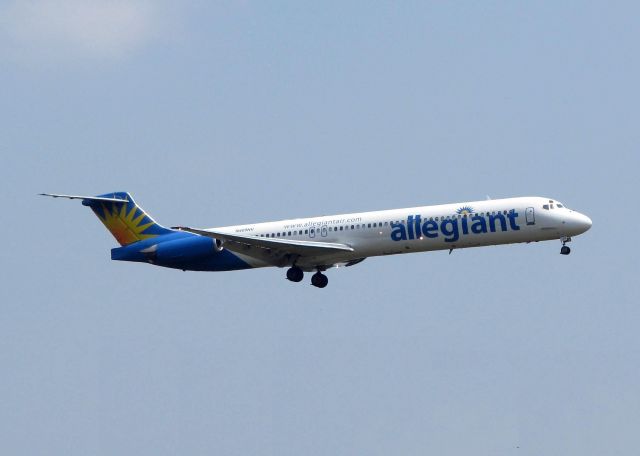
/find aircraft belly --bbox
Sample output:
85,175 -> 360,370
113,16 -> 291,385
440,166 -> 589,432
357,224 -> 563,257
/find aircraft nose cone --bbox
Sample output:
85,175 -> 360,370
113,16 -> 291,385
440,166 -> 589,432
574,213 -> 592,234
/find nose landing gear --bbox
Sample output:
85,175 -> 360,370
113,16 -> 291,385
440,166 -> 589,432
560,236 -> 572,255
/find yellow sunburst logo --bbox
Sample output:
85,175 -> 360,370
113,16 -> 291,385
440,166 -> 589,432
456,206 -> 474,215
97,202 -> 158,246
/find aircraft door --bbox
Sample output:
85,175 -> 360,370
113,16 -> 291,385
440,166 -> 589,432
525,207 -> 535,225
321,225 -> 328,237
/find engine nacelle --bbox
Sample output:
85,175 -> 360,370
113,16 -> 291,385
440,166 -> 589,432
155,236 -> 217,263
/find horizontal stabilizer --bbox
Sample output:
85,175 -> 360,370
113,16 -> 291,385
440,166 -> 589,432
41,191 -> 172,245
39,193 -> 129,204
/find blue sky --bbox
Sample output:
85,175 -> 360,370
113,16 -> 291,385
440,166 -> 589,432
1,2 -> 638,455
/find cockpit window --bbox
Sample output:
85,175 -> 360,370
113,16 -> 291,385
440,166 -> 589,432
557,204 -> 563,208
543,204 -> 549,210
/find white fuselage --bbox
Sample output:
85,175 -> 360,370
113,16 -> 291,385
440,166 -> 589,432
212,196 -> 592,270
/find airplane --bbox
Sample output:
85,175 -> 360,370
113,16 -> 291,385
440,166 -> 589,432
41,192 -> 592,288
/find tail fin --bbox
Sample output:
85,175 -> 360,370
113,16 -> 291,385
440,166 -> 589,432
41,191 -> 173,246
84,192 -> 172,246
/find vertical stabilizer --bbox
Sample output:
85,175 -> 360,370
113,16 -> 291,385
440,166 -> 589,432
82,192 -> 172,246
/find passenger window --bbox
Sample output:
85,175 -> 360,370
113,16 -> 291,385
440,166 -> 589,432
351,225 -> 354,229
340,226 -> 343,231
304,229 -> 308,234
368,223 -> 371,228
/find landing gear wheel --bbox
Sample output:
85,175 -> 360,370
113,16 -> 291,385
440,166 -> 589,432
286,266 -> 304,282
311,272 -> 328,288
560,236 -> 572,255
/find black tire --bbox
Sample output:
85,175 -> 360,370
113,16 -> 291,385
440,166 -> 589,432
560,246 -> 571,255
287,267 -> 304,282
311,272 -> 328,288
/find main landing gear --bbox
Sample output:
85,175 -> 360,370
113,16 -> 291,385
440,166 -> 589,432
286,266 -> 329,288
560,236 -> 571,255
311,271 -> 329,288
286,266 -> 304,282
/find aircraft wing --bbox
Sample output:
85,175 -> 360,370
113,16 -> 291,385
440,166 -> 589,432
174,226 -> 354,262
